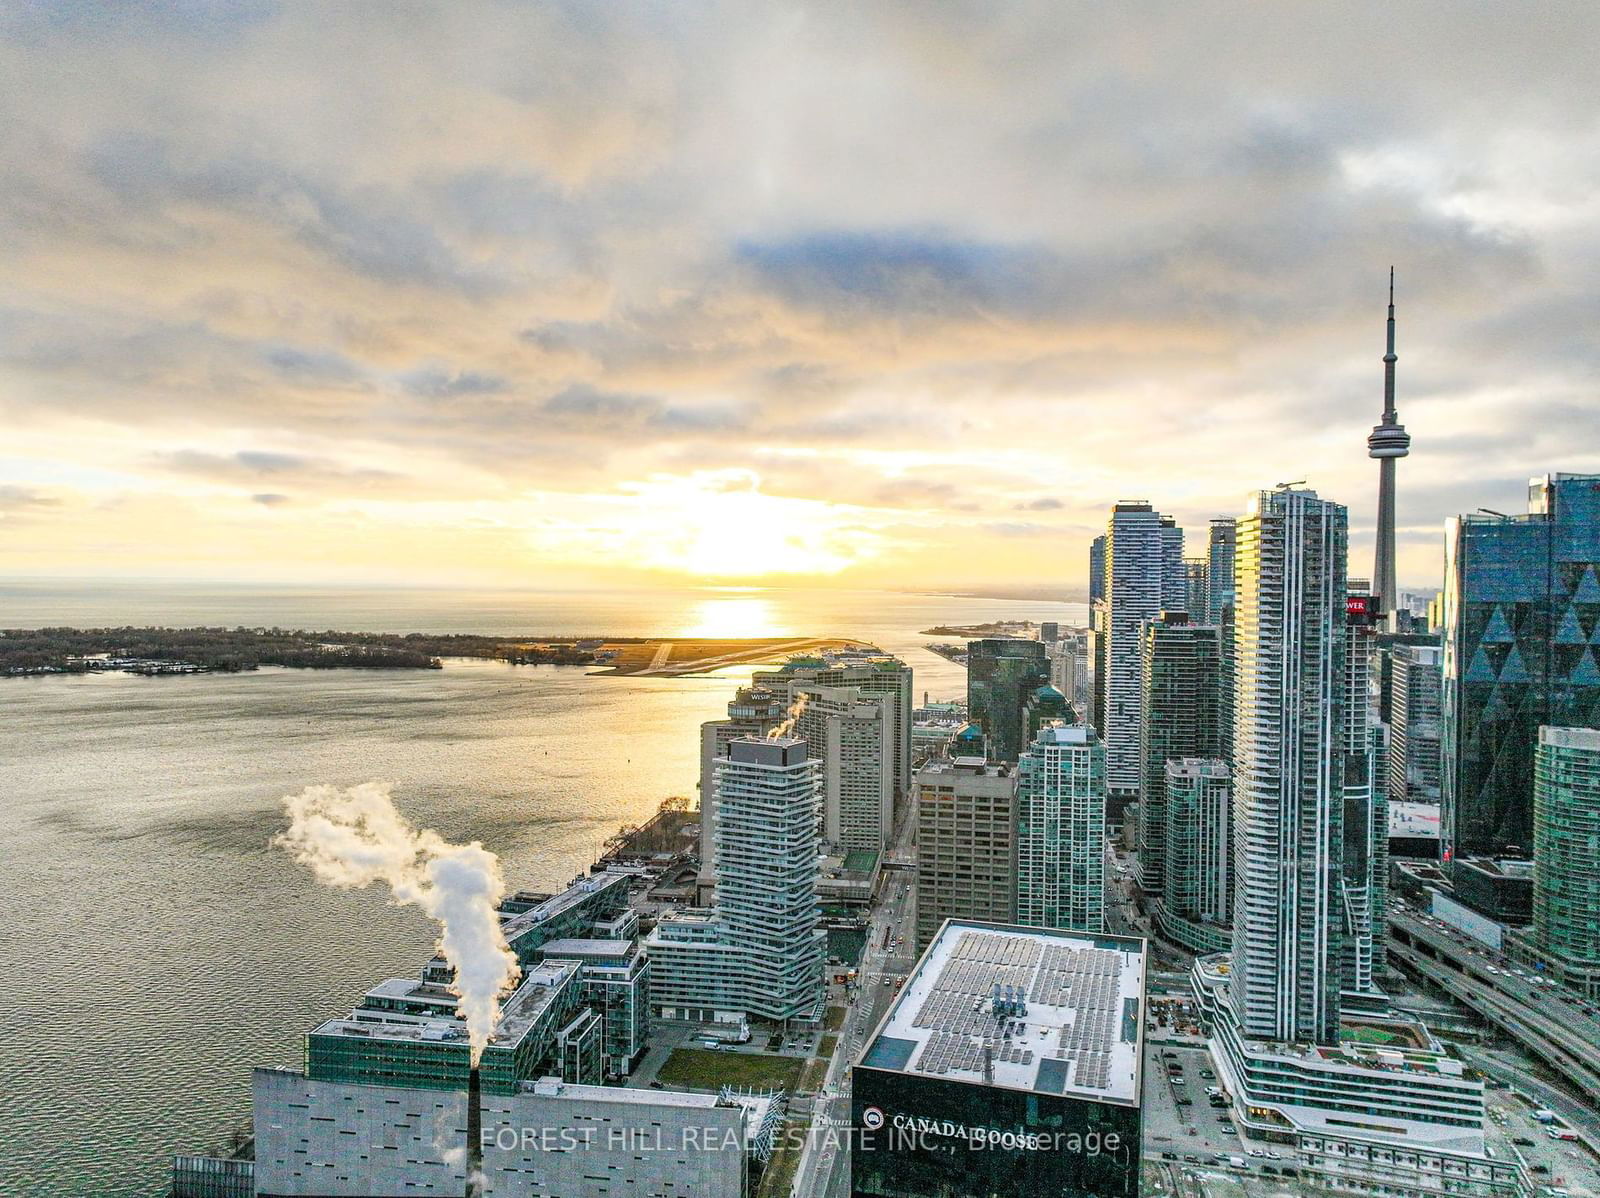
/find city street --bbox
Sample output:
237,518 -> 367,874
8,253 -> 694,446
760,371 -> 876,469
792,809 -> 919,1198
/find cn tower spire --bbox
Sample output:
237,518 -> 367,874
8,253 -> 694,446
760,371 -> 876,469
1368,267 -> 1410,624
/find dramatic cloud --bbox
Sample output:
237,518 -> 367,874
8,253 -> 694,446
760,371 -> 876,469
2,3 -> 1598,590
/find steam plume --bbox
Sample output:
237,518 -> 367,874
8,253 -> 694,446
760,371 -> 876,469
275,782 -> 519,1063
768,692 -> 809,739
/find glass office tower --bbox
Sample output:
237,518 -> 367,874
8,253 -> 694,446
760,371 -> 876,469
1441,473 -> 1600,862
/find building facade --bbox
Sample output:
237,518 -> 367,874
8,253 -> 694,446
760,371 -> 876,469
1158,758 -> 1232,953
697,685 -> 787,903
1231,487 -> 1348,1045
1388,642 -> 1442,807
1135,614 -> 1224,899
966,638 -> 1050,763
913,756 -> 1018,953
1530,726 -> 1600,997
1099,502 -> 1187,805
480,1079 -> 767,1198
1343,584 -> 1388,994
792,682 -> 895,854
1207,517 -> 1237,625
649,737 -> 825,1026
753,652 -> 914,806
1441,473 -> 1600,863
1016,723 -> 1106,934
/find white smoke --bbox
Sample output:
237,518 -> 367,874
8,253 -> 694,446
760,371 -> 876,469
275,782 -> 519,1064
767,692 -> 809,740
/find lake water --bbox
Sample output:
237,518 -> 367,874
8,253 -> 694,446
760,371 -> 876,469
0,584 -> 1085,1196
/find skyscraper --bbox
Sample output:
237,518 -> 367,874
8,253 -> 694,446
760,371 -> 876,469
1441,474 -> 1600,862
1368,269 -> 1410,625
751,651 -> 914,802
697,685 -> 788,902
966,638 -> 1050,762
1342,580 -> 1387,993
1529,727 -> 1600,998
1088,533 -> 1106,604
1100,502 -> 1187,805
1387,642 -> 1442,807
1231,486 -> 1348,1045
1206,518 -> 1237,626
792,683 -> 895,854
1016,723 -> 1106,934
912,756 -> 1018,953
649,738 -> 824,1026
1135,613 -> 1224,900
1160,758 -> 1232,953
1185,557 -> 1210,621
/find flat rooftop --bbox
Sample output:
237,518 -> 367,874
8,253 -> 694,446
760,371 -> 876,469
1390,801 -> 1441,838
311,960 -> 579,1050
858,920 -> 1145,1106
537,937 -> 634,960
364,977 -> 459,1006
499,868 -> 629,942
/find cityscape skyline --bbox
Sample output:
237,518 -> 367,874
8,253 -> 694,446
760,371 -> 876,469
7,8 -> 1600,1197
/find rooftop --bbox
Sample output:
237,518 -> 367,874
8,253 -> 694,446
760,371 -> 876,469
858,920 -> 1145,1106
1541,725 -> 1600,752
537,937 -> 635,961
517,1078 -> 778,1145
488,961 -> 581,1046
311,960 -> 580,1050
499,868 -> 630,943
364,977 -> 459,1006
1389,801 -> 1441,838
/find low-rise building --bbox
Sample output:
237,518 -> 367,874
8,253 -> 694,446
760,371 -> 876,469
536,938 -> 650,1077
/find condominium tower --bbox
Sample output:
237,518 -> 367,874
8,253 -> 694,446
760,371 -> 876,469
1135,613 -> 1225,900
649,738 -> 824,1026
1529,726 -> 1600,998
1231,487 -> 1348,1045
697,685 -> 787,903
1387,642 -> 1442,807
1161,758 -> 1232,953
1206,518 -> 1237,625
1016,723 -> 1106,934
1099,502 -> 1187,805
792,683 -> 895,854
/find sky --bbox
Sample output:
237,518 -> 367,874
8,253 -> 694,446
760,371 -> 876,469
3,2 -> 1598,596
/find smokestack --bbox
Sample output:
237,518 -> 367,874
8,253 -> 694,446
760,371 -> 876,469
275,781 -> 520,1063
465,1066 -> 483,1198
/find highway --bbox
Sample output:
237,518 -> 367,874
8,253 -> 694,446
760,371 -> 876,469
1388,903 -> 1600,1129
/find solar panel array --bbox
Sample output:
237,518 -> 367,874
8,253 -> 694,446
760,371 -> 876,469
1052,947 -> 1122,1091
905,930 -> 1131,1089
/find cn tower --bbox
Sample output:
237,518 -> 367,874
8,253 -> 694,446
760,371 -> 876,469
1368,267 -> 1409,624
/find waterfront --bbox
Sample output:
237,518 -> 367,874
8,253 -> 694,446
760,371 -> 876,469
0,585 -> 1083,1196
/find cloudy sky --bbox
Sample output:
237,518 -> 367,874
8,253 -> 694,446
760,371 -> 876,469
2,2 -> 1597,595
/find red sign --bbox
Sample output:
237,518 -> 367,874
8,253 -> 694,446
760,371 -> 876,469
1347,595 -> 1376,624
